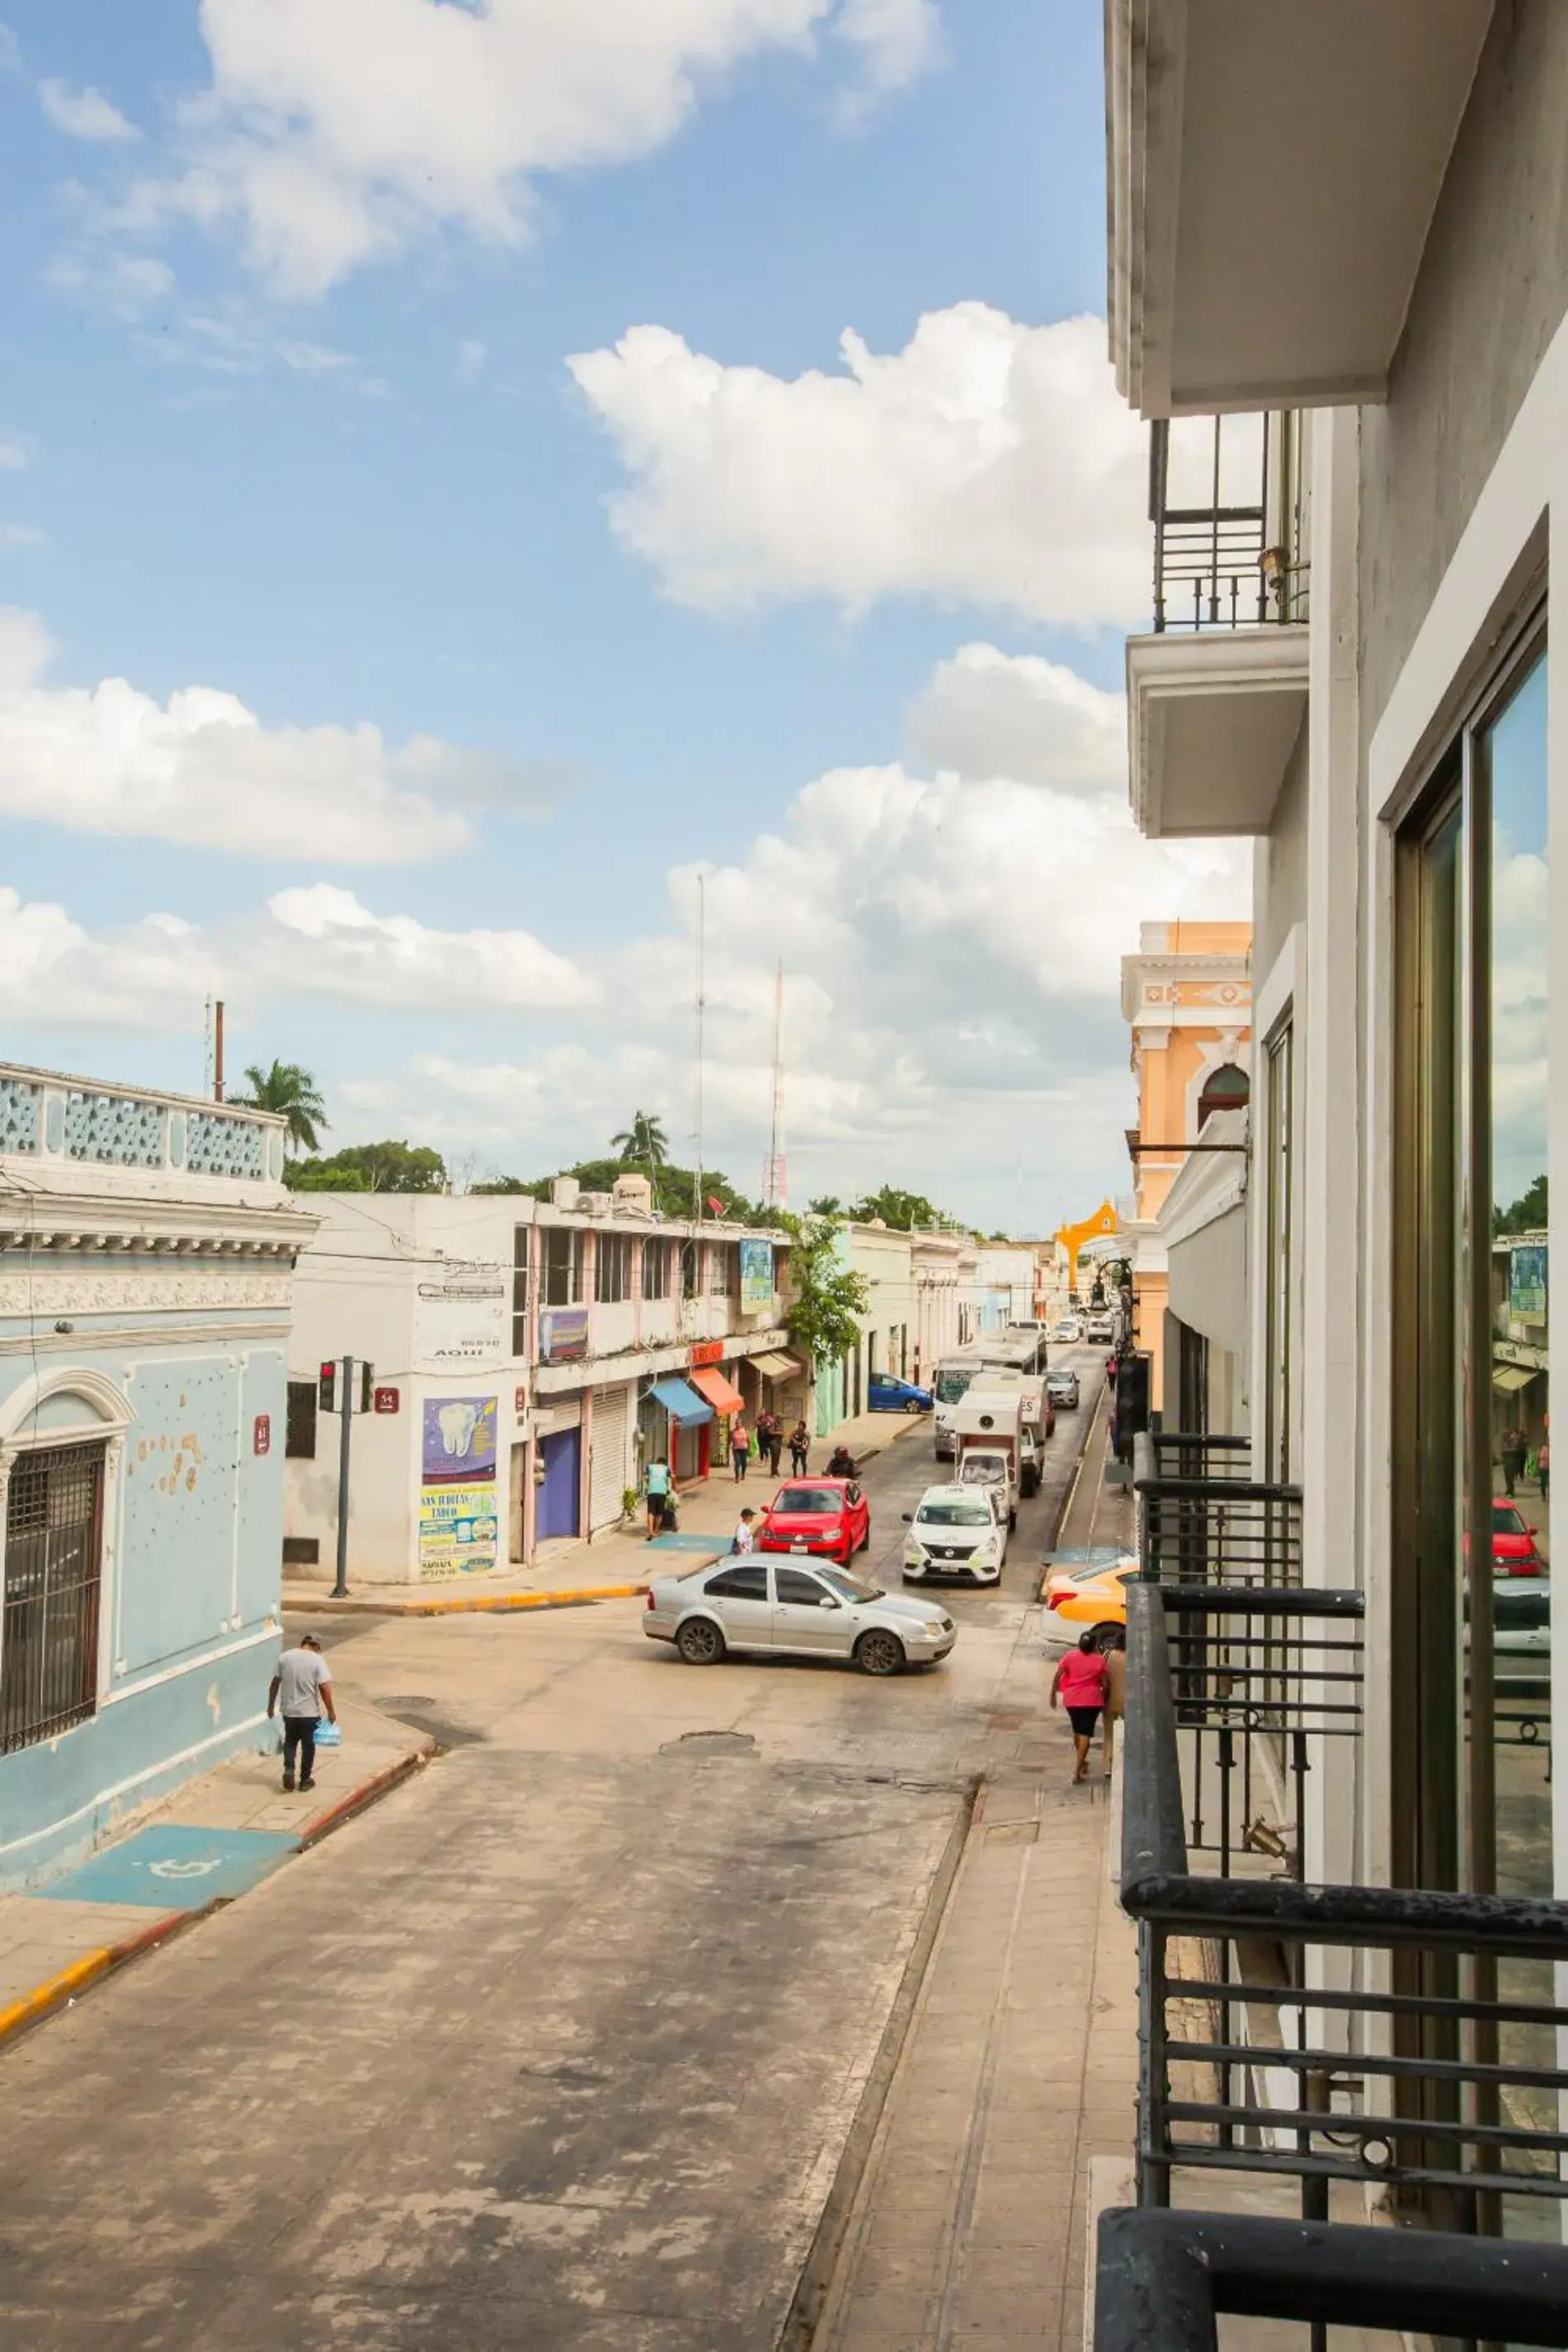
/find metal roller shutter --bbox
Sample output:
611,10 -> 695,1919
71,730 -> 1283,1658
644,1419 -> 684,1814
588,1384 -> 631,1531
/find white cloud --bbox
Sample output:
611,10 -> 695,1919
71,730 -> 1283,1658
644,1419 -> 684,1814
39,78 -> 139,143
46,248 -> 175,319
6,640 -> 1244,1228
456,338 -> 487,385
0,524 -> 46,550
569,305 -> 1149,626
0,606 -> 550,862
0,440 -> 27,472
119,0 -> 936,298
906,643 -> 1125,791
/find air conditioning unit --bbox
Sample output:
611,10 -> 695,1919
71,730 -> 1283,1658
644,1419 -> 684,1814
552,1177 -> 580,1210
583,1192 -> 613,1217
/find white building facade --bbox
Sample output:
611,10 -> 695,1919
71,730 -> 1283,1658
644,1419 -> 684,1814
286,1184 -> 798,1583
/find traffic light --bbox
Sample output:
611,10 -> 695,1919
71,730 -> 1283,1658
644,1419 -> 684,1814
319,1359 -> 338,1413
359,1361 -> 374,1414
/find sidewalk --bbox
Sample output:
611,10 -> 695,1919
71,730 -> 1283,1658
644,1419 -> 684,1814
281,1405 -> 925,1618
0,1693 -> 432,2050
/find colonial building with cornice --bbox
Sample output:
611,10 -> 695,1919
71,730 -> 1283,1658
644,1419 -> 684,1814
0,1064 -> 315,1890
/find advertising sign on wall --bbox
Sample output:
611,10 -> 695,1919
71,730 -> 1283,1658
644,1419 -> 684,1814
422,1395 -> 498,1482
419,1394 -> 499,1578
1511,1243 -> 1548,1321
539,1306 -> 590,1363
418,1484 -> 500,1579
413,1261 -> 508,1372
739,1237 -> 775,1312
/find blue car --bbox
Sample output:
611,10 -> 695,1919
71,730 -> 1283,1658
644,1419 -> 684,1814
868,1372 -> 934,1414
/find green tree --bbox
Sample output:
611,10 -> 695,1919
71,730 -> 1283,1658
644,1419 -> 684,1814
776,1212 -> 871,1371
231,1059 -> 327,1155
610,1111 -> 668,1177
806,1193 -> 843,1216
851,1183 -> 949,1231
1497,1173 -> 1548,1235
470,1174 -> 531,1195
287,1140 -> 446,1193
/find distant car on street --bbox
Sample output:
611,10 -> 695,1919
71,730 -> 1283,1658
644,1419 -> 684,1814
643,1556 -> 956,1674
757,1476 -> 870,1566
1046,1367 -> 1081,1411
901,1482 -> 1007,1585
867,1372 -> 934,1413
1051,1319 -> 1084,1344
1491,1499 -> 1547,1575
1084,1313 -> 1116,1344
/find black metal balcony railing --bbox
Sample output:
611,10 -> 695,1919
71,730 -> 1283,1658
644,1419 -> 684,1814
1110,1570 -> 1568,2352
1135,1432 -> 1302,1587
1150,412 -> 1309,635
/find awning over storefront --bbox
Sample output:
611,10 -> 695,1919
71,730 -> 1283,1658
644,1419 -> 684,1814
689,1364 -> 745,1416
750,1351 -> 802,1381
649,1377 -> 713,1426
1493,1364 -> 1538,1394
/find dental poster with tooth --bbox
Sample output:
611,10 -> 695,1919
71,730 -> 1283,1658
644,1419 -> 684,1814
419,1396 -> 499,1578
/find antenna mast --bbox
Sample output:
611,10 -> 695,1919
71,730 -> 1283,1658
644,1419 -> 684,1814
202,996 -> 214,1098
763,961 -> 787,1209
693,874 -> 706,1227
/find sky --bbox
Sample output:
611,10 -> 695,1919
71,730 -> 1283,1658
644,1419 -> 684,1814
0,0 -> 1247,1233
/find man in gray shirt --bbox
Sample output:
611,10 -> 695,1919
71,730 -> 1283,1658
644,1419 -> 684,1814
267,1633 -> 337,1794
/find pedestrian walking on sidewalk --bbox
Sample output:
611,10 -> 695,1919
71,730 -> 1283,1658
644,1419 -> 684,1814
1539,1436 -> 1551,1502
763,1414 -> 784,1476
731,1415 -> 752,1481
645,1456 -> 672,1539
267,1633 -> 337,1794
1051,1632 -> 1108,1786
1501,1422 -> 1528,1499
1102,1630 -> 1126,1778
789,1419 -> 810,1475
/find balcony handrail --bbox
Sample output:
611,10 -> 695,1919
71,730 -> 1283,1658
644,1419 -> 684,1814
1093,2209 -> 1568,2352
1135,1472 -> 1305,1505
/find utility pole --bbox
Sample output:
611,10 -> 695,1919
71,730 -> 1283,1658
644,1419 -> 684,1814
213,999 -> 225,1103
333,1353 -> 355,1598
763,961 -> 786,1210
693,873 -> 706,1230
202,996 -> 213,1098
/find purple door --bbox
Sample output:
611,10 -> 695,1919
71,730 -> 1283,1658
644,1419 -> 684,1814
538,1429 -> 581,1540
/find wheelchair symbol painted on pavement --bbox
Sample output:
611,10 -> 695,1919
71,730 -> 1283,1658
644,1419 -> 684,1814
149,1857 -> 224,1880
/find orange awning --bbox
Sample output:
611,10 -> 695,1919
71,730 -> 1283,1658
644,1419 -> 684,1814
689,1364 -> 745,1416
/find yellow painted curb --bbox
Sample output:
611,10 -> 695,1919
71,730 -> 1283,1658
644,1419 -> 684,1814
0,1944 -> 113,2044
400,1582 -> 649,1616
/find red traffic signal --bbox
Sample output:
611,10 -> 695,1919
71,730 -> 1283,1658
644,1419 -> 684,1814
319,1360 -> 338,1412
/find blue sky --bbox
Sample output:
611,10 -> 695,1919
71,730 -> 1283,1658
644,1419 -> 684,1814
0,1 -> 1244,1229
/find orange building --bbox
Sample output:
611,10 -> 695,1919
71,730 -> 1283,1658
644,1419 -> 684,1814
1120,920 -> 1252,1410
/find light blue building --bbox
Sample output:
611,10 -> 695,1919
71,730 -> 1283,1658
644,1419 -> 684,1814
0,1065 -> 314,1892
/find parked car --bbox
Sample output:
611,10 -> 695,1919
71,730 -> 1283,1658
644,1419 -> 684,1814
756,1476 -> 870,1566
1039,1557 -> 1138,1654
1046,1367 -> 1080,1410
901,1482 -> 1008,1585
867,1372 -> 934,1413
1491,1499 -> 1547,1576
643,1556 -> 956,1674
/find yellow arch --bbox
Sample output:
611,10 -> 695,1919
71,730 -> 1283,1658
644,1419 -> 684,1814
1054,1199 -> 1119,1292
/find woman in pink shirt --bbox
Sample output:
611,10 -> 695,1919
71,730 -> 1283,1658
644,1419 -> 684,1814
1051,1632 -> 1110,1784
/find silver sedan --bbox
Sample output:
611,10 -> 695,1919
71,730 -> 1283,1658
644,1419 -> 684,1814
643,1555 -> 956,1675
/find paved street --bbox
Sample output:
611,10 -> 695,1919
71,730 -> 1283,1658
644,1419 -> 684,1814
0,1356 -> 1115,2352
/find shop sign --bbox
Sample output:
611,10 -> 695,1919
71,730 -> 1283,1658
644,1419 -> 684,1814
373,1386 -> 400,1415
418,1483 -> 499,1579
739,1237 -> 775,1312
514,1385 -> 528,1415
688,1339 -> 724,1366
253,1414 -> 271,1456
1510,1243 -> 1548,1321
413,1260 -> 508,1372
422,1396 -> 498,1482
539,1306 -> 590,1363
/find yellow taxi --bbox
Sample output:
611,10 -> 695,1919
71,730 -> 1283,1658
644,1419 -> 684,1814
1039,1556 -> 1138,1655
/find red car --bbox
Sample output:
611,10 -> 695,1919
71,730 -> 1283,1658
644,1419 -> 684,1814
758,1476 -> 871,1567
1492,1499 -> 1547,1576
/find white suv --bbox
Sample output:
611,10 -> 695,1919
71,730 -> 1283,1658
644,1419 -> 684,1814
901,1483 -> 1008,1585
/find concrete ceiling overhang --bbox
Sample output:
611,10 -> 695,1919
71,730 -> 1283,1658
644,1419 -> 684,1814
1126,628 -> 1309,839
1107,0 -> 1494,418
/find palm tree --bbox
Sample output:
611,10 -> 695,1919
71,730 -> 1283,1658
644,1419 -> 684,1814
610,1110 -> 668,1178
234,1060 -> 328,1155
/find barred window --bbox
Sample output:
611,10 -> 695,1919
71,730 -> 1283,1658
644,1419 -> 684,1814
286,1381 -> 318,1459
642,1239 -> 672,1300
512,1225 -> 531,1356
597,1232 -> 632,1303
2,1441 -> 106,1755
542,1226 -> 583,1306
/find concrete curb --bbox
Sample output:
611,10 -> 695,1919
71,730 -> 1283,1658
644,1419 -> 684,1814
0,1740 -> 433,2057
282,1581 -> 649,1616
